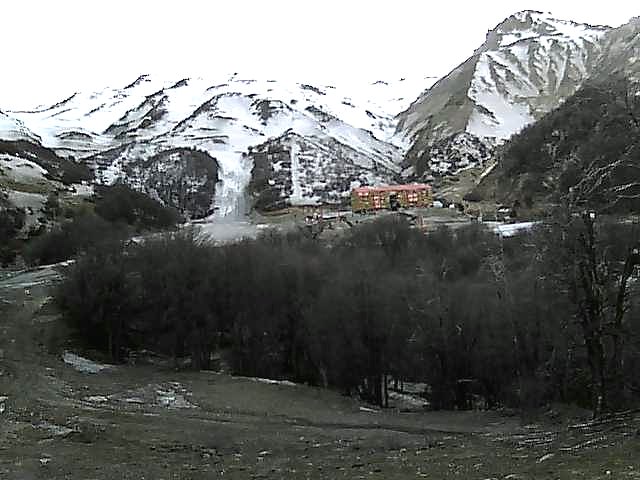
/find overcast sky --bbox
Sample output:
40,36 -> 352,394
1,0 -> 637,109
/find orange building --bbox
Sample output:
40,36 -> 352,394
351,184 -> 432,212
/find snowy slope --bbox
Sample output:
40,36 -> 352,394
397,11 -> 608,177
0,111 -> 41,143
8,74 -> 434,215
466,12 -> 605,139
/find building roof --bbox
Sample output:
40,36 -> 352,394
352,184 -> 430,194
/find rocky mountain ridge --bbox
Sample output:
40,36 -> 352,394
396,10 -> 612,178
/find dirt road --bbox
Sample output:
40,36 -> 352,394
1,267 -> 638,479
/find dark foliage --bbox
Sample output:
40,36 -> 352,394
56,239 -> 131,361
23,212 -> 128,266
21,185 -> 180,267
55,215 -> 640,413
0,193 -> 26,265
485,76 -> 640,212
94,183 -> 181,229
133,147 -> 219,219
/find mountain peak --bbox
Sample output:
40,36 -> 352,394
397,10 -> 611,178
499,10 -> 610,30
124,74 -> 152,89
485,10 -> 609,50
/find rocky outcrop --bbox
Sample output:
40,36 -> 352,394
126,148 -> 219,219
248,131 -> 399,211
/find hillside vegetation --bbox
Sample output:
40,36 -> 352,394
474,76 -> 640,212
6,183 -> 181,267
55,215 -> 640,414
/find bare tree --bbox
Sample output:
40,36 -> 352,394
557,175 -> 640,415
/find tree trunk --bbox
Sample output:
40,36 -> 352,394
578,215 -> 609,416
608,250 -> 637,409
383,374 -> 389,408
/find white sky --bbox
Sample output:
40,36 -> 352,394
0,0 -> 637,109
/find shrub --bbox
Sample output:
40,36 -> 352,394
0,195 -> 26,266
23,212 -> 128,266
55,239 -> 132,362
94,184 -> 181,229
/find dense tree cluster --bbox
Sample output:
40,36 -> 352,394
94,184 -> 181,229
23,211 -> 129,266
23,185 -> 180,266
55,215 -> 640,413
0,191 -> 26,265
478,76 -> 640,212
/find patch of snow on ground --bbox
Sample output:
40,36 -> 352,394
467,52 -> 535,140
91,382 -> 198,409
69,183 -> 94,197
250,377 -> 298,387
192,220 -> 262,243
155,383 -> 198,409
37,421 -> 75,437
62,352 -> 114,374
478,162 -> 497,183
212,150 -> 252,218
389,391 -> 430,409
359,406 -> 380,413
494,221 -> 539,237
84,395 -> 109,403
235,376 -> 298,387
289,139 -> 304,205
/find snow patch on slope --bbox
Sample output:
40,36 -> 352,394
0,111 -> 41,143
63,352 -> 113,374
467,52 -> 536,139
465,11 -> 607,140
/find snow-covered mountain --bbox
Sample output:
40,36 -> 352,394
4,74 -> 434,216
4,10 -> 634,218
397,11 -> 609,177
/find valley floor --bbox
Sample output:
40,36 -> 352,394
1,267 -> 639,479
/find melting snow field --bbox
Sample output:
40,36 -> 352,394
62,352 -> 114,374
212,150 -> 253,218
82,382 -> 198,410
494,221 -> 539,237
240,376 -> 298,387
196,219 -> 263,243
